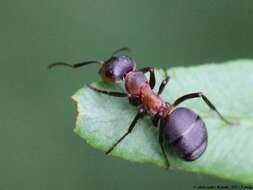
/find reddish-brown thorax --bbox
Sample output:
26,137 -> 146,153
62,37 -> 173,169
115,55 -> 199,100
124,71 -> 171,117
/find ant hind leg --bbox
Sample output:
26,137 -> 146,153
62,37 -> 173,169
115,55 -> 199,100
159,119 -> 170,169
172,92 -> 236,125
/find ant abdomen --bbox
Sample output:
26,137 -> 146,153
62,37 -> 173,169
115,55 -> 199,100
164,107 -> 208,161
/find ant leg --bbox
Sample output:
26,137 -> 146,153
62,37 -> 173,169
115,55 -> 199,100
172,92 -> 234,125
159,119 -> 170,169
87,84 -> 127,97
106,107 -> 146,154
128,95 -> 141,106
138,67 -> 155,89
112,47 -> 131,56
48,60 -> 103,69
158,75 -> 170,95
152,112 -> 160,127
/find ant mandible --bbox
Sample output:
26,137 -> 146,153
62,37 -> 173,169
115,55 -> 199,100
49,47 -> 233,168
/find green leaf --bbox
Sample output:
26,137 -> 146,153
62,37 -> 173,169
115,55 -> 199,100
72,60 -> 253,184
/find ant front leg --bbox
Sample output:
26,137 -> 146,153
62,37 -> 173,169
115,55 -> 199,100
106,107 -> 146,154
172,92 -> 234,125
138,67 -> 156,89
87,84 -> 127,97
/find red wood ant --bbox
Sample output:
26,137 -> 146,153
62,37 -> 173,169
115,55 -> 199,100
49,47 -> 233,168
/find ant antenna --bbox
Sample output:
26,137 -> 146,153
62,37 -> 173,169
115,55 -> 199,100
48,60 -> 104,69
112,47 -> 131,56
48,47 -> 130,70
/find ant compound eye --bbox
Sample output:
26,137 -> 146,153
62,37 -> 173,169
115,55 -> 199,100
105,67 -> 114,77
109,69 -> 113,75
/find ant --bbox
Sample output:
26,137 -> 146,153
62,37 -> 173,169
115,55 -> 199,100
49,47 -> 234,168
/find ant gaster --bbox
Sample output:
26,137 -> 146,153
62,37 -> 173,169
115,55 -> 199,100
49,47 -> 234,168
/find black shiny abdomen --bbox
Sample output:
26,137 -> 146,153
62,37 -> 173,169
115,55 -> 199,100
164,107 -> 208,161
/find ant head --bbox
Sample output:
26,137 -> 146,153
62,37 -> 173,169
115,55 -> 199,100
99,55 -> 135,83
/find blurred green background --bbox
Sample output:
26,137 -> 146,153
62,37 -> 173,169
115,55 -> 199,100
1,0 -> 253,189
